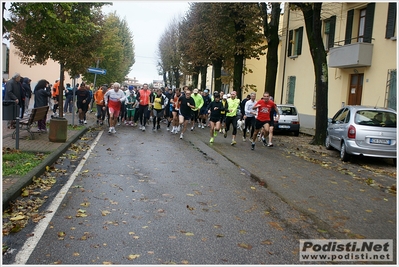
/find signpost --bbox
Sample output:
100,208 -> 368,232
87,67 -> 107,75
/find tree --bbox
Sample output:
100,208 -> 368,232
85,11 -> 135,87
8,3 -> 108,118
259,2 -> 281,97
292,3 -> 328,145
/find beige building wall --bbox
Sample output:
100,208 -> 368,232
7,42 -> 83,89
274,2 -> 397,128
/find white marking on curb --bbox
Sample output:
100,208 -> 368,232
13,130 -> 104,265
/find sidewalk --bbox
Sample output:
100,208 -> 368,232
2,111 -> 97,207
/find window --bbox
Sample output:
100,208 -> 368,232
288,27 -> 303,57
358,8 -> 366,42
286,76 -> 296,104
323,16 -> 336,50
386,3 -> 397,39
386,69 -> 397,110
345,3 -> 375,44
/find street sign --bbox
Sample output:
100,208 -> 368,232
87,67 -> 107,75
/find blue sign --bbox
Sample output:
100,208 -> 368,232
87,67 -> 107,75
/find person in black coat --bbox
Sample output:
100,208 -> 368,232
34,79 -> 51,132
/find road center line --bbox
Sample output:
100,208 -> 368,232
13,130 -> 104,265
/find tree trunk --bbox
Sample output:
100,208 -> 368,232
174,68 -> 180,88
263,2 -> 281,97
200,65 -> 207,90
298,3 -> 328,145
58,62 -> 65,118
192,66 -> 201,89
163,71 -> 167,87
233,53 -> 244,99
212,58 -> 222,93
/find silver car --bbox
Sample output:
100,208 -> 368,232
325,105 -> 397,162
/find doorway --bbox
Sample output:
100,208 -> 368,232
348,74 -> 364,105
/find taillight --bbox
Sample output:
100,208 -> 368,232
292,121 -> 299,125
348,125 -> 356,139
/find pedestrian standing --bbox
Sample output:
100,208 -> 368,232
224,91 -> 241,145
178,88 -> 196,139
22,77 -> 32,114
33,79 -> 51,132
63,83 -> 74,113
5,73 -> 23,128
207,93 -> 225,143
250,92 -> 280,150
103,82 -> 126,134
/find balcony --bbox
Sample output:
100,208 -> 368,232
328,42 -> 373,68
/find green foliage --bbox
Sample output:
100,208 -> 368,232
85,11 -> 135,86
2,151 -> 48,176
8,3 -> 109,76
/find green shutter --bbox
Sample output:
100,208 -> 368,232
297,27 -> 303,55
345,9 -> 354,44
385,3 -> 397,39
287,76 -> 296,104
388,70 -> 397,110
363,3 -> 375,43
328,16 -> 336,48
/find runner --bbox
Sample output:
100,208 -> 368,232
224,91 -> 241,145
178,88 -> 196,139
170,88 -> 182,134
103,82 -> 126,134
207,92 -> 225,143
250,92 -> 280,150
243,93 -> 257,142
152,88 -> 167,131
136,83 -> 151,131
190,88 -> 204,131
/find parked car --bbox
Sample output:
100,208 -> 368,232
274,104 -> 300,136
325,105 -> 397,163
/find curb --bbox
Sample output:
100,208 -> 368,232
2,127 -> 89,209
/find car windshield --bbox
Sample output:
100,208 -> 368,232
355,110 -> 396,128
278,106 -> 297,116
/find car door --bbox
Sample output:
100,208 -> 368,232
328,108 -> 350,148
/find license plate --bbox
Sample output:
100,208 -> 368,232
278,125 -> 290,129
370,138 -> 391,145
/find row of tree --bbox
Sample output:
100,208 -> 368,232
3,2 -> 135,118
157,2 -> 328,145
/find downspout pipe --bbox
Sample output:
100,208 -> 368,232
280,3 -> 290,104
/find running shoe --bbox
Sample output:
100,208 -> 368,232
142,125 -> 145,131
210,137 -> 214,143
214,131 -> 218,137
111,128 -> 116,134
84,120 -> 87,124
167,127 -> 170,131
180,133 -> 183,139
198,123 -> 201,128
108,128 -> 112,134
201,125 -> 204,129
157,125 -> 160,130
191,126 -> 194,131
224,131 -> 227,138
231,140 -> 237,146
262,137 -> 267,146
267,143 -> 273,147
152,127 -> 156,131
251,142 -> 255,150
242,137 -> 246,142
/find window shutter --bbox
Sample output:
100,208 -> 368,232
297,27 -> 303,55
363,3 -> 375,43
386,3 -> 397,39
288,30 -> 293,57
328,16 -> 336,48
345,9 -> 354,44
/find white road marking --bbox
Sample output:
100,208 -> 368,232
13,130 -> 104,265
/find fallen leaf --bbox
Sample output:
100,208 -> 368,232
261,240 -> 272,245
101,210 -> 111,216
268,222 -> 284,231
185,232 -> 194,236
127,254 -> 140,260
238,243 -> 252,249
10,215 -> 25,221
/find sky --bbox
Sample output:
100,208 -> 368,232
102,1 -> 190,84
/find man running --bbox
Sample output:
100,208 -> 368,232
243,93 -> 257,142
190,88 -> 204,131
224,91 -> 241,145
136,83 -> 151,131
103,82 -> 126,134
250,92 -> 280,150
178,88 -> 196,139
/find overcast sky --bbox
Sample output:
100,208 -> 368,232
102,1 -> 190,84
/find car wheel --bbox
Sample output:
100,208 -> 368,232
293,130 -> 299,136
325,134 -> 333,150
340,142 -> 350,162
392,158 -> 397,167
